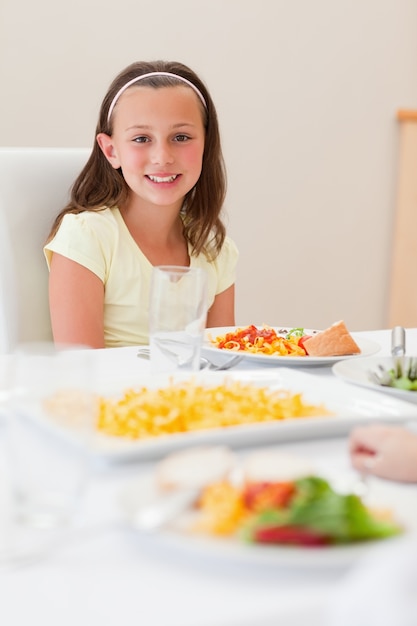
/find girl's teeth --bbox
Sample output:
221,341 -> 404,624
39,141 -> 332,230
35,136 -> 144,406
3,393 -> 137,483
148,175 -> 177,183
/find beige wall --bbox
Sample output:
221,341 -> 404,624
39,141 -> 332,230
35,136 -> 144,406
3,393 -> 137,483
1,0 -> 416,331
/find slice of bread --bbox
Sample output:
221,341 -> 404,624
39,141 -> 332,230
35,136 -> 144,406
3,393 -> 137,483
156,446 -> 237,491
302,320 -> 361,357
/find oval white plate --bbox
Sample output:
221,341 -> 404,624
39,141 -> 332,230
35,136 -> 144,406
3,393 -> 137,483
120,464 -> 415,570
204,327 -> 380,366
332,356 -> 417,404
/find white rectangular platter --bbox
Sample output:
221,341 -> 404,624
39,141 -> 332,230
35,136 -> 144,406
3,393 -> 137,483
82,368 -> 417,461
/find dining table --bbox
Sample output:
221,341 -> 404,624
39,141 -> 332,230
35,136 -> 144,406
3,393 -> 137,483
0,328 -> 416,626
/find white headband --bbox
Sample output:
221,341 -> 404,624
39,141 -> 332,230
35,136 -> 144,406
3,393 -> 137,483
107,71 -> 207,122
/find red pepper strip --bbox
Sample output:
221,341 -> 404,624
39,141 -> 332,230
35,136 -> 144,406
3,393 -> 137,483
254,524 -> 332,546
297,335 -> 312,355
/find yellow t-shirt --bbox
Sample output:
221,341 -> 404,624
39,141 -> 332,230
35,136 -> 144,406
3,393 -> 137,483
44,207 -> 239,348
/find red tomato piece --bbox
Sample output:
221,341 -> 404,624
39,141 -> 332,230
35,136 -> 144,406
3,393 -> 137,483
254,524 -> 332,546
298,335 -> 312,354
217,325 -> 279,351
243,481 -> 295,511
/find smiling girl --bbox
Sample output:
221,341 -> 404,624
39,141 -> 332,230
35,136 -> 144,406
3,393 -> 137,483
44,61 -> 238,348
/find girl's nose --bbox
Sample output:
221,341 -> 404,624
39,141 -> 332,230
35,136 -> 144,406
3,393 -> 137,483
150,141 -> 174,164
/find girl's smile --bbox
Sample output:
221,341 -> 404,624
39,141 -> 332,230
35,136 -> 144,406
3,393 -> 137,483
147,174 -> 180,183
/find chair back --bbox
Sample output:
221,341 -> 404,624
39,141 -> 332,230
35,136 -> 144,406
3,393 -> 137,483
0,147 -> 90,351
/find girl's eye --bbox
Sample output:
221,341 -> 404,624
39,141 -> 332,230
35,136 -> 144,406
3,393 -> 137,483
174,134 -> 190,142
133,136 -> 150,144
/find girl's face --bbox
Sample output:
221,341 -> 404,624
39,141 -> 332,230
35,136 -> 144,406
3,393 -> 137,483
97,85 -> 206,212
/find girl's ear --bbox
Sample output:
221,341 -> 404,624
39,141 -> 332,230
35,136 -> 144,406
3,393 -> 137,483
96,133 -> 121,169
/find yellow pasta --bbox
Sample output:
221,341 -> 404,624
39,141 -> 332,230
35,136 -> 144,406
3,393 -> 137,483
210,325 -> 306,356
195,481 -> 248,535
97,380 -> 331,440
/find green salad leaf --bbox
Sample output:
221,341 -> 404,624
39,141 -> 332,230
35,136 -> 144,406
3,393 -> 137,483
389,374 -> 417,391
243,476 -> 402,545
285,328 -> 305,339
386,359 -> 417,391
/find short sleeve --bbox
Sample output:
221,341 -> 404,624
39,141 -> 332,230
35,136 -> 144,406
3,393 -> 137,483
44,212 -> 116,282
213,236 -> 239,294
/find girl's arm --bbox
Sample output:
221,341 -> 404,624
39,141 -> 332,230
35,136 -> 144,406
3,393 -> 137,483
206,284 -> 235,327
49,253 -> 105,348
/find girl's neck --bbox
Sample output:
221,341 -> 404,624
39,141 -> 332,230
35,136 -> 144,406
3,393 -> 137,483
119,199 -> 189,266
122,195 -> 182,231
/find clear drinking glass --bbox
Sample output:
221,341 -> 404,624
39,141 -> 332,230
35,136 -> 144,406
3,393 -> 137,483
149,266 -> 208,373
0,342 -> 97,565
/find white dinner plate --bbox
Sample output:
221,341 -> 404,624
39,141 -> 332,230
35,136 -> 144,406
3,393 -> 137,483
203,327 -> 380,366
32,367 -> 417,462
333,356 -> 417,405
120,457 -> 416,569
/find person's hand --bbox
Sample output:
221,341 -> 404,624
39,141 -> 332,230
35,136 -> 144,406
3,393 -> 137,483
349,425 -> 417,482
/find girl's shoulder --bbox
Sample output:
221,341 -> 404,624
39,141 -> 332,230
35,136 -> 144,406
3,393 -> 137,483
214,235 -> 239,264
44,207 -> 122,271
58,206 -> 121,240
223,235 -> 239,253
60,206 -> 118,228
194,235 -> 239,273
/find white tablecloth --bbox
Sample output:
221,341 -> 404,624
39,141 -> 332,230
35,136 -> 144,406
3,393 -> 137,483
1,329 -> 416,626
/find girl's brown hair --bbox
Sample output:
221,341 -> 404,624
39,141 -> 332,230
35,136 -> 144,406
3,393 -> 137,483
46,60 -> 227,258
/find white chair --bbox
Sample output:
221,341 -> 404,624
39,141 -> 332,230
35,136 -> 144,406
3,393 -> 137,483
0,147 -> 91,352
